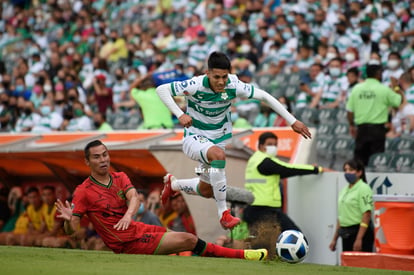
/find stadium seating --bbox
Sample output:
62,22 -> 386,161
318,108 -> 338,124
366,152 -> 395,172
389,153 -> 414,173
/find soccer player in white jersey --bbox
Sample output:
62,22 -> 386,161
156,52 -> 311,229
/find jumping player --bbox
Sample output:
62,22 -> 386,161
156,52 -> 311,229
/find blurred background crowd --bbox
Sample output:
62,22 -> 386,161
0,0 -> 414,169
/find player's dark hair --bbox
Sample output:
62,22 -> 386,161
347,67 -> 359,76
343,159 -> 367,183
366,64 -> 382,79
84,140 -> 106,160
207,52 -> 231,71
26,186 -> 39,195
43,185 -> 55,192
258,132 -> 278,146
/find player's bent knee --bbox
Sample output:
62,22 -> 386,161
207,146 -> 226,161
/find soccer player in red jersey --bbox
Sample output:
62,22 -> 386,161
56,140 -> 267,260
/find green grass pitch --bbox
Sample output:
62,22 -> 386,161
0,246 -> 411,275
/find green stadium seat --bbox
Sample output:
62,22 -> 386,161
318,108 -> 338,124
317,124 -> 335,138
366,152 -> 395,172
331,136 -> 354,159
389,153 -> 414,173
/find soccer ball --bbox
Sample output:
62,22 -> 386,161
276,230 -> 309,263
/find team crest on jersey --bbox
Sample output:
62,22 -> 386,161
117,190 -> 126,200
221,93 -> 228,100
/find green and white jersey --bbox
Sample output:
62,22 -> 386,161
170,74 -> 254,144
405,85 -> 414,105
321,74 -> 348,104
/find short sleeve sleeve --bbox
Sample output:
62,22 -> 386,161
72,187 -> 88,218
359,184 -> 373,214
170,76 -> 202,96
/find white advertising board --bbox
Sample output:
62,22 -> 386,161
287,172 -> 414,265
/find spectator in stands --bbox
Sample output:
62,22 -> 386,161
12,76 -> 31,100
31,97 -> 63,133
296,63 -> 325,109
118,75 -> 174,129
313,58 -> 347,109
93,112 -> 113,132
344,67 -> 361,103
382,52 -> 404,87
346,64 -> 403,165
61,101 -> 92,131
93,74 -> 113,115
400,70 -> 414,105
0,92 -> 13,131
168,192 -> 196,235
188,30 -> 217,70
133,190 -> 162,226
14,100 -> 41,132
378,36 -> 392,66
329,159 -> 374,252
112,68 -> 130,108
343,47 -> 361,71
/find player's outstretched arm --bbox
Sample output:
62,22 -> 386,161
55,199 -> 80,235
253,89 -> 311,139
156,83 -> 192,128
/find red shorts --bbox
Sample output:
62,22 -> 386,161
121,223 -> 167,255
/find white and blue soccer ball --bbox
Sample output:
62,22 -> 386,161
276,230 -> 309,263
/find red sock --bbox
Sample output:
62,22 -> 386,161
201,242 -> 244,259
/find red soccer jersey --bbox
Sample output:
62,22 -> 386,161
72,172 -> 142,252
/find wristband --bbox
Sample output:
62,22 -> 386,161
318,166 -> 323,173
360,222 -> 368,228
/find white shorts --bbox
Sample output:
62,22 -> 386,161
182,134 -> 226,184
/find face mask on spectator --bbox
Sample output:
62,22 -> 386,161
73,35 -> 81,43
68,96 -> 76,102
239,44 -> 251,54
326,52 -> 337,60
345,53 -> 356,62
329,67 -> 341,77
67,47 -> 75,55
40,106 -> 51,116
93,121 -> 101,128
265,145 -> 278,157
15,85 -> 24,92
286,15 -> 295,23
267,28 -> 276,37
282,32 -> 292,40
382,8 -> 390,16
344,173 -> 357,184
137,202 -> 145,214
368,59 -> 380,65
379,43 -> 389,51
74,109 -> 84,117
83,56 -> 91,64
44,84 -> 52,93
144,49 -> 154,57
387,59 -> 400,69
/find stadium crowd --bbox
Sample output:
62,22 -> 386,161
0,0 -> 413,134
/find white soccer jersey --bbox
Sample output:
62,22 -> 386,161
170,74 -> 254,143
